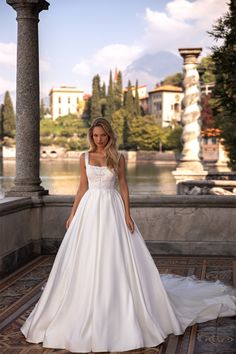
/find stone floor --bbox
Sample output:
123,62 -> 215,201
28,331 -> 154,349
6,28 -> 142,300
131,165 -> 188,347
0,255 -> 235,354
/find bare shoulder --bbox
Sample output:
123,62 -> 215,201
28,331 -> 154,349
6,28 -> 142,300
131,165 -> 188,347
118,153 -> 126,170
80,152 -> 86,166
118,152 -> 125,163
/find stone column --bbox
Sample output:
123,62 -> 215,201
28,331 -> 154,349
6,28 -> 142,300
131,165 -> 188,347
172,48 -> 207,192
6,0 -> 49,196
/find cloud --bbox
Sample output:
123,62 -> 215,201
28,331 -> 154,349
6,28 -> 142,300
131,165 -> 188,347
0,42 -> 16,67
72,0 -> 227,89
166,0 -> 228,23
0,41 -> 50,73
142,0 -> 228,54
72,43 -> 142,91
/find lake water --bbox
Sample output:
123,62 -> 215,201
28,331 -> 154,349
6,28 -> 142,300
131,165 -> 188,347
0,160 -> 177,195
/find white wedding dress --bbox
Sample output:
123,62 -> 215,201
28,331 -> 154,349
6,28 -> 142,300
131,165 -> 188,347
21,151 -> 236,353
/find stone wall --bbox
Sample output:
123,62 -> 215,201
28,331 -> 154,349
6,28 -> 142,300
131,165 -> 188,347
1,195 -> 236,276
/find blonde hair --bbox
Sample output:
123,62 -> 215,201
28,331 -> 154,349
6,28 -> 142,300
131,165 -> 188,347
88,117 -> 120,174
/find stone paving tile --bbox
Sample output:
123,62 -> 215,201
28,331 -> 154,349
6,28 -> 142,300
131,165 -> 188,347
0,255 -> 235,354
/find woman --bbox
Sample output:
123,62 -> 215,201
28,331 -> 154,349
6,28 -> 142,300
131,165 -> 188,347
21,117 -> 236,353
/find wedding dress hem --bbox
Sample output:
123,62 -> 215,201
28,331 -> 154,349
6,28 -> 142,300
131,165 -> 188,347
20,151 -> 236,352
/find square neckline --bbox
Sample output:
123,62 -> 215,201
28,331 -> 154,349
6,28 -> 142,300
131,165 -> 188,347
87,151 -> 107,168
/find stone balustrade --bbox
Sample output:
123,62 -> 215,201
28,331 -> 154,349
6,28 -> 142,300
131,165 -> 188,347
1,195 -> 236,276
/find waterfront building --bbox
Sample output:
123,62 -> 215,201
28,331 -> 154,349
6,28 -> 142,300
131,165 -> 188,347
49,86 -> 86,120
123,84 -> 148,100
148,85 -> 184,128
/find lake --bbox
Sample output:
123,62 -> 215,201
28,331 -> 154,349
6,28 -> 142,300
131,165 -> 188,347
0,160 -> 177,195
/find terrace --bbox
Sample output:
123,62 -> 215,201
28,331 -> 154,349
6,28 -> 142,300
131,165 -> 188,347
0,1 -> 235,353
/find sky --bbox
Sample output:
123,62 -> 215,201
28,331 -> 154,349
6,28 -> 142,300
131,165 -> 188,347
0,0 -> 228,101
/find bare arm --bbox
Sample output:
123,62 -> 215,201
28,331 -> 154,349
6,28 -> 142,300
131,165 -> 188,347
66,153 -> 88,228
118,154 -> 134,233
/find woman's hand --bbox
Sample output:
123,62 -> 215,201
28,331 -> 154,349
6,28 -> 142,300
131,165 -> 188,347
125,213 -> 134,233
66,214 -> 74,229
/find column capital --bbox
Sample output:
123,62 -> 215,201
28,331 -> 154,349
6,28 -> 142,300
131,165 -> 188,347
178,48 -> 202,65
7,0 -> 49,15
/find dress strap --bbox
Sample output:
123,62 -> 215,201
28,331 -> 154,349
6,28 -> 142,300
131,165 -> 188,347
84,151 -> 89,165
118,152 -> 122,163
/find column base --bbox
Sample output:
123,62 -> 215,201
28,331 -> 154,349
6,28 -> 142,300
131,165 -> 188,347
172,160 -> 208,194
5,188 -> 49,197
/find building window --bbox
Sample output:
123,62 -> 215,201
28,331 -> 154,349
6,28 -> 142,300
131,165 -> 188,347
174,103 -> 180,112
68,97 -> 70,104
212,137 -> 217,144
58,97 -> 61,104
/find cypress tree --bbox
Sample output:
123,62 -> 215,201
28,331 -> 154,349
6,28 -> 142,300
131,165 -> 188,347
82,96 -> 92,125
100,82 -> 106,99
100,81 -> 107,117
123,80 -> 134,115
40,98 -> 45,120
91,74 -> 101,121
134,80 -> 141,116
114,70 -> 123,110
123,80 -> 135,149
105,70 -> 115,121
2,91 -> 15,138
123,115 -> 130,149
208,0 -> 236,169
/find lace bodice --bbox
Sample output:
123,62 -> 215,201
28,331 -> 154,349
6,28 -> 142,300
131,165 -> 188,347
85,151 -> 116,190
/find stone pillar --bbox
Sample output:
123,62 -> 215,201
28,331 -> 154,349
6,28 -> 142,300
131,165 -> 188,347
6,0 -> 49,196
172,48 -> 207,192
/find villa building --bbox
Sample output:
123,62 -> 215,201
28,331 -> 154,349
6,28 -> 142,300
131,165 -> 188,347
148,85 -> 184,128
49,86 -> 86,120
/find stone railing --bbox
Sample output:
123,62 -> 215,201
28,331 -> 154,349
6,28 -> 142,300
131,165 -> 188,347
1,194 -> 236,276
179,180 -> 236,195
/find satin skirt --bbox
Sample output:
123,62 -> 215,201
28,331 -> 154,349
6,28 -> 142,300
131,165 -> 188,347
21,189 -> 236,353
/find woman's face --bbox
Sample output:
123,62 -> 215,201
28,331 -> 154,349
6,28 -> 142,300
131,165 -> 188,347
92,126 -> 109,149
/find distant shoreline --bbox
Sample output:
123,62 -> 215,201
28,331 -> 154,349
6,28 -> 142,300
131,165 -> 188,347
2,147 -> 179,164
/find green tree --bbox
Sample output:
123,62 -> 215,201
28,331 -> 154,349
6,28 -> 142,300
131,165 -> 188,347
40,114 -> 89,150
122,81 -> 135,149
101,82 -> 106,99
129,115 -> 162,150
160,72 -> 183,87
123,115 -> 131,150
123,80 -> 134,115
2,91 -> 15,138
198,56 -> 216,84
91,74 -> 101,121
208,0 -> 236,169
40,98 -> 45,120
105,70 -> 115,121
99,82 -> 107,117
134,80 -> 141,116
82,96 -> 92,124
111,108 -> 126,148
164,126 -> 183,152
113,70 -> 123,110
